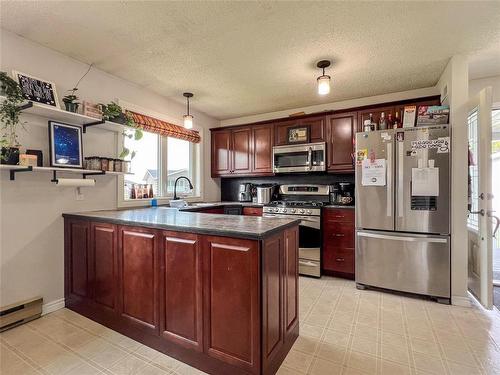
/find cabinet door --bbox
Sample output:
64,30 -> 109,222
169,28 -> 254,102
203,235 -> 260,372
90,222 -> 117,311
65,219 -> 90,300
299,116 -> 325,143
251,124 -> 273,174
262,234 -> 283,365
323,246 -> 355,275
160,232 -> 202,351
326,112 -> 356,172
274,120 -> 298,146
118,226 -> 159,334
283,226 -> 298,336
211,130 -> 232,177
231,127 -> 252,175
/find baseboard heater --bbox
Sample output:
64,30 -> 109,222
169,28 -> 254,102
0,297 -> 43,332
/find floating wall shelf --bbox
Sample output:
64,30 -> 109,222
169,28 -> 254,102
0,165 -> 133,181
0,97 -> 125,133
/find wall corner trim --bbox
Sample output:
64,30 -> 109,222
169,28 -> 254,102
451,295 -> 472,307
42,298 -> 65,316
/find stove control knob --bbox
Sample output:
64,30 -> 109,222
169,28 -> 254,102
299,209 -> 305,214
290,209 -> 296,213
283,208 -> 287,213
306,210 -> 312,214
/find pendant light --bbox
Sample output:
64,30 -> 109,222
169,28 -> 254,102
183,92 -> 194,129
316,60 -> 331,95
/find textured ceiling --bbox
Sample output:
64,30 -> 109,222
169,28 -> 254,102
1,1 -> 499,120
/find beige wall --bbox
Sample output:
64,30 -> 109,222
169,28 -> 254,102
220,86 -> 439,126
437,55 -> 470,306
0,30 -> 220,310
469,75 -> 500,105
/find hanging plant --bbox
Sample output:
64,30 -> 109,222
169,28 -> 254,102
0,71 -> 26,164
99,101 -> 143,159
62,89 -> 80,113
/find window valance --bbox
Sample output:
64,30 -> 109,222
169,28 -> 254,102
126,110 -> 201,144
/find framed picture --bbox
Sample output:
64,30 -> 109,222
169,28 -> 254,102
48,121 -> 83,168
287,126 -> 309,144
12,70 -> 59,108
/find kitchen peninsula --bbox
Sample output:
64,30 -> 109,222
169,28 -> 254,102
63,208 -> 299,375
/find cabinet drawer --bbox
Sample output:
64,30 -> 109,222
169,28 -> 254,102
242,207 -> 262,216
323,208 -> 354,223
323,222 -> 354,248
323,247 -> 354,274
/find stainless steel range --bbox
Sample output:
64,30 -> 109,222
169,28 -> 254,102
263,184 -> 330,277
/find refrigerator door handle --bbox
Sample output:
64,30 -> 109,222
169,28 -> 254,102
357,231 -> 448,243
397,141 -> 404,217
386,145 -> 392,217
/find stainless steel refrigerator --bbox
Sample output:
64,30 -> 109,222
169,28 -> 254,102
355,125 -> 451,303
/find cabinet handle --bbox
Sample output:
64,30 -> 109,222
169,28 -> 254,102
335,258 -> 345,262
334,215 -> 345,218
332,233 -> 345,237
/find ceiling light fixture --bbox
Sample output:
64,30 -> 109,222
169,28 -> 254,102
183,92 -> 194,129
316,60 -> 331,95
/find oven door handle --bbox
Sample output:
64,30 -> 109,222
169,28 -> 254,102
300,219 -> 320,229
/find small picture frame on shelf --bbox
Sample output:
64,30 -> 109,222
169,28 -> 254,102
12,70 -> 59,108
287,126 -> 309,144
48,121 -> 83,168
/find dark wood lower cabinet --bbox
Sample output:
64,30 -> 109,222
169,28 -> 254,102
64,218 -> 299,375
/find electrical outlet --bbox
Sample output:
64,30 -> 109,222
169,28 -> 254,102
76,188 -> 84,201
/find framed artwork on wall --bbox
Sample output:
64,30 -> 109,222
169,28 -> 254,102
48,121 -> 83,168
287,126 -> 310,144
12,70 -> 59,108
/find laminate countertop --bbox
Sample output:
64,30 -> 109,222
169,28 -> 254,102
63,207 -> 298,240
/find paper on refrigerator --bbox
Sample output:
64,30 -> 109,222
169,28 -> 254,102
361,159 -> 386,186
411,167 -> 439,196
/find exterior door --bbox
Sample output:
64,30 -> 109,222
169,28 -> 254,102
467,87 -> 494,309
355,130 -> 395,231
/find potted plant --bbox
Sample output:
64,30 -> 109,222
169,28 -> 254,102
62,90 -> 79,113
99,101 -> 143,159
0,71 -> 25,164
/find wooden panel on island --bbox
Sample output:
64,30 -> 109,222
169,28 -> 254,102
160,232 -> 203,351
90,222 -> 117,311
203,236 -> 260,372
118,226 -> 159,334
242,207 -> 263,216
64,217 -> 299,375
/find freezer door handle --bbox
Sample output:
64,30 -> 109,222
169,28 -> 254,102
397,141 -> 404,217
386,144 -> 392,217
357,231 -> 448,243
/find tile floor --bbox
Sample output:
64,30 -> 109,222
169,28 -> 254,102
1,276 -> 500,374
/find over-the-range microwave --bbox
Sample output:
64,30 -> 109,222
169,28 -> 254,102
272,142 -> 326,173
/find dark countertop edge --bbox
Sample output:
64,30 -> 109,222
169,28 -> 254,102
178,202 -> 264,211
323,205 -> 355,209
62,213 -> 300,241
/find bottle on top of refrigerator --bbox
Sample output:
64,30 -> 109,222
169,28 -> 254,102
363,119 -> 372,132
379,112 -> 387,130
393,111 -> 401,129
387,113 -> 393,128
369,113 -> 377,131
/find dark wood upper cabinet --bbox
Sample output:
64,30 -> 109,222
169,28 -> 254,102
118,226 -> 159,334
90,222 -> 117,311
160,231 -> 203,351
211,129 -> 232,176
203,235 -> 260,372
326,112 -> 356,172
251,124 -> 274,174
274,116 -> 325,146
231,127 -> 252,175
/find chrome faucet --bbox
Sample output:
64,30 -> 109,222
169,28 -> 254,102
173,176 -> 194,200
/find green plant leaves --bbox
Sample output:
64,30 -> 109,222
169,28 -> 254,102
134,129 -> 143,140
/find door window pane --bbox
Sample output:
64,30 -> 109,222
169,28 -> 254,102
166,137 -> 194,195
467,109 -> 479,230
123,129 -> 159,200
